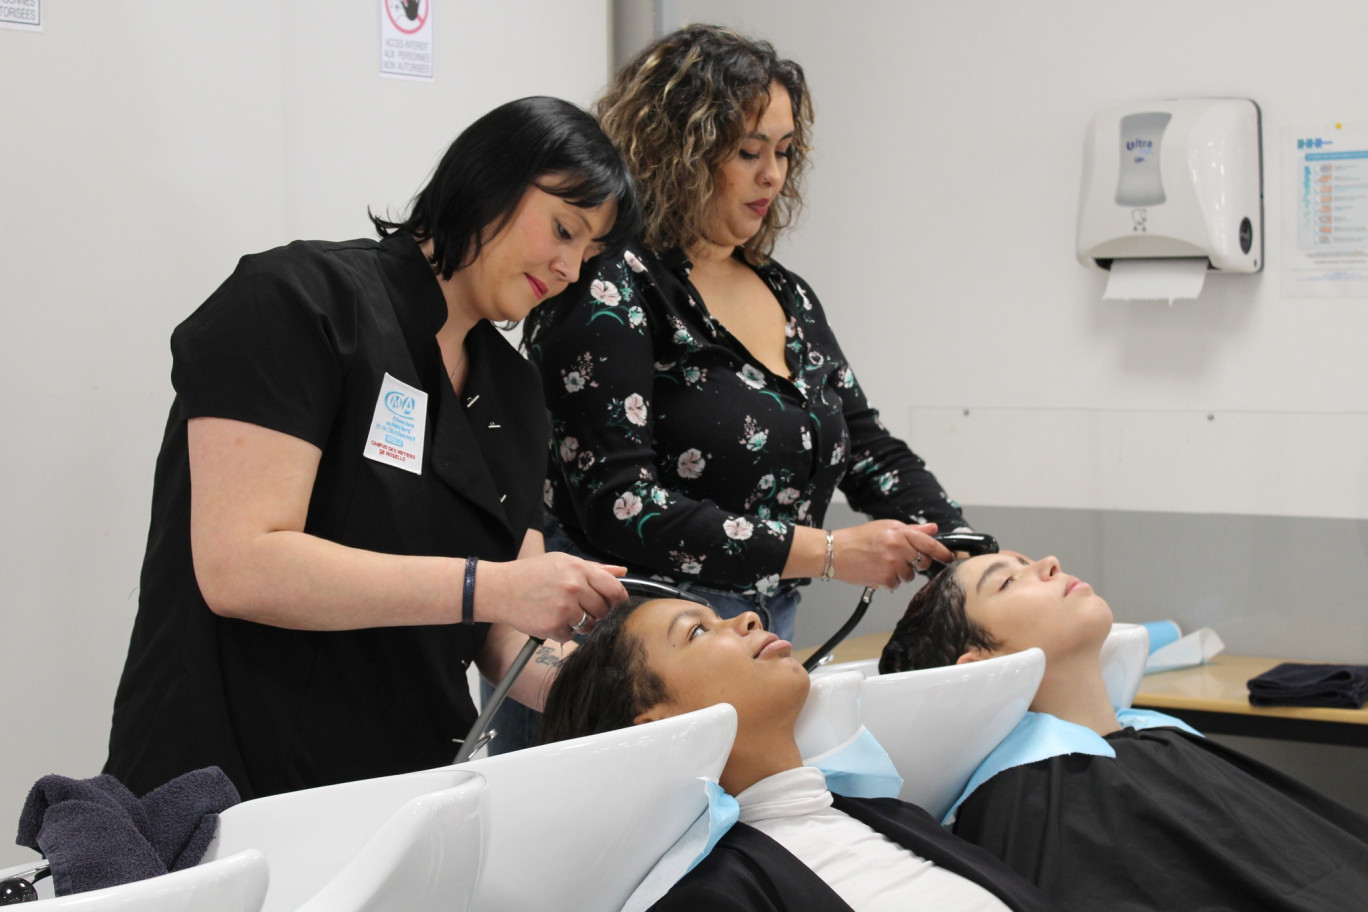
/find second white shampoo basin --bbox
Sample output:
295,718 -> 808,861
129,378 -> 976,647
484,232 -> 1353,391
455,701 -> 737,912
804,625 -> 1148,821
1099,622 -> 1150,710
202,767 -> 488,912
860,648 -> 1046,822
793,669 -> 866,762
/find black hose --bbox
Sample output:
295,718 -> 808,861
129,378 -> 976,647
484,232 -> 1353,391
802,587 -> 875,672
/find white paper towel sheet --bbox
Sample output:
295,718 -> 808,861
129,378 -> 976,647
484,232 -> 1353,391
1103,257 -> 1209,302
1145,627 -> 1225,674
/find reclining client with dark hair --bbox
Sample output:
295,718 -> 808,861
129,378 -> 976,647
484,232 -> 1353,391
541,595 -> 1050,912
880,551 -> 1368,912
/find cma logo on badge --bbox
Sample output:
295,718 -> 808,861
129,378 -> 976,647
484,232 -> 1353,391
385,391 -> 416,417
1125,138 -> 1153,152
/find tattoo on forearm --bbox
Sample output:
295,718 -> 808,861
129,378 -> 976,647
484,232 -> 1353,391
534,645 -> 564,670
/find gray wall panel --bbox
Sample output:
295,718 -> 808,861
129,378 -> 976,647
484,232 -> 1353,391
795,503 -> 1368,665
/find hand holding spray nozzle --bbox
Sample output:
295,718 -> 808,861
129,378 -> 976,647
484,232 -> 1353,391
801,531 -> 1000,672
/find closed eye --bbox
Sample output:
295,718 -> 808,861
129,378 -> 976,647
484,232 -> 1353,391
555,220 -> 573,241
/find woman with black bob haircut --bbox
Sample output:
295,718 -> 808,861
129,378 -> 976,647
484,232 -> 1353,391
105,96 -> 640,801
372,95 -> 641,277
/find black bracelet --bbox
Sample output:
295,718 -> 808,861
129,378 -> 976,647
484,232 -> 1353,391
462,556 -> 478,625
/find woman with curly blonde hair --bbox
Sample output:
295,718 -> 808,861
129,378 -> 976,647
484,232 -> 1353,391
594,25 -> 811,265
521,24 -> 978,710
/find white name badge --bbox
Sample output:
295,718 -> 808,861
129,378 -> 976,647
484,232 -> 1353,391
363,373 -> 428,474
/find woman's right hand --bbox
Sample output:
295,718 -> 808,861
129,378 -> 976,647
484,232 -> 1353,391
831,520 -> 954,589
475,552 -> 629,642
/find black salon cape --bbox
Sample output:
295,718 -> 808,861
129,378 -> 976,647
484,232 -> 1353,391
106,235 -> 548,800
649,794 -> 1050,911
953,726 -> 1368,912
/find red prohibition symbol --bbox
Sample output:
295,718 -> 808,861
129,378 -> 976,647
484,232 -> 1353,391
386,0 -> 429,35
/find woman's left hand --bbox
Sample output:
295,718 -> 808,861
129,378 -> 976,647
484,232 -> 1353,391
797,521 -> 957,589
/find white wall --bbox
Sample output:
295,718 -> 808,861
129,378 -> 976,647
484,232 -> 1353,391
674,0 -> 1368,520
0,0 -> 609,866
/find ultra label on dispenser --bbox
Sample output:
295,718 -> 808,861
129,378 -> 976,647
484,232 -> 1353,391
364,373 -> 427,474
1116,112 -> 1171,207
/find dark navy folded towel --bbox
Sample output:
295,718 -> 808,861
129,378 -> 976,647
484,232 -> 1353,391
15,767 -> 239,895
15,775 -> 161,895
140,767 -> 241,872
1247,662 -> 1368,709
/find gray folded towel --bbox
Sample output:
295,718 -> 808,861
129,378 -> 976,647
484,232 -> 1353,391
15,767 -> 239,895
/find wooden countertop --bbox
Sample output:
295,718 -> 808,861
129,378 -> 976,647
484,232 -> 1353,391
1133,654 -> 1368,725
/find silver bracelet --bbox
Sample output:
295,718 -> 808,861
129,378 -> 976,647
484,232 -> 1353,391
821,530 -> 836,581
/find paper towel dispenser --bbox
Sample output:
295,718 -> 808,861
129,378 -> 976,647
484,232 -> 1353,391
1077,98 -> 1263,273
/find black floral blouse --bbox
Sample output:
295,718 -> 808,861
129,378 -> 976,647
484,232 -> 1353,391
524,246 -> 968,596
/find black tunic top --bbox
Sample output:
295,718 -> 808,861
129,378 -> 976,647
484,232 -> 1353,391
105,235 -> 548,799
650,794 -> 1050,911
953,726 -> 1368,912
525,246 -> 966,596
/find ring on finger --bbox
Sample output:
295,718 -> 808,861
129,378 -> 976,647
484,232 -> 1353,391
570,610 -> 593,635
910,550 -> 923,568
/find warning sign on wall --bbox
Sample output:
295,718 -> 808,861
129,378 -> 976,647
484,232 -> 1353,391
1,0 -> 42,31
380,0 -> 433,81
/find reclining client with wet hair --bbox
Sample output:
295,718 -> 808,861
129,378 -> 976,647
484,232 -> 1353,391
540,595 -> 1049,912
879,552 -> 1368,912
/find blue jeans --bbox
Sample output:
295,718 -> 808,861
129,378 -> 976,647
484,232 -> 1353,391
480,518 -> 802,755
